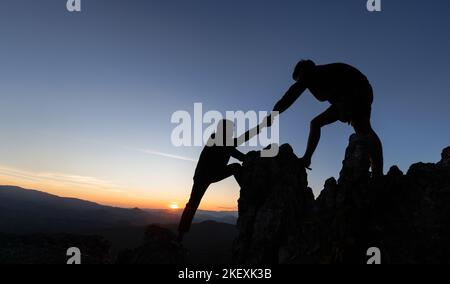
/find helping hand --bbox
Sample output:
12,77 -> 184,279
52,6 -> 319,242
244,151 -> 258,164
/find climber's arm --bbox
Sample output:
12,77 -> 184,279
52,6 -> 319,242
234,123 -> 265,146
273,81 -> 307,114
234,125 -> 261,147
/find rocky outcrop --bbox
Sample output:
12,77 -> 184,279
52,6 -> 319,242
232,144 -> 315,264
439,146 -> 450,166
233,137 -> 450,264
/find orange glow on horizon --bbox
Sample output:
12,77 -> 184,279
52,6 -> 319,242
0,165 -> 165,208
0,169 -> 238,211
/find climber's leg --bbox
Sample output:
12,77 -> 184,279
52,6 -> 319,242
352,118 -> 384,177
302,106 -> 339,167
178,180 -> 210,238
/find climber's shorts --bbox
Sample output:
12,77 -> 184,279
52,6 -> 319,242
331,83 -> 374,124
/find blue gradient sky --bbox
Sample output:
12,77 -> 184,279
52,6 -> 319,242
1,0 -> 449,209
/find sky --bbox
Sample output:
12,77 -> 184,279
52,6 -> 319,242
1,0 -> 449,210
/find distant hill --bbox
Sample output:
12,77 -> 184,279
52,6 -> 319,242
145,209 -> 238,225
0,185 -> 157,234
0,185 -> 236,234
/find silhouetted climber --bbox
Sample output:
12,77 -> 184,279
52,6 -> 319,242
270,60 -> 384,177
177,119 -> 267,242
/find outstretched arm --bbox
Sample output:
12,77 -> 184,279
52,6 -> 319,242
273,81 -> 307,114
234,122 -> 265,147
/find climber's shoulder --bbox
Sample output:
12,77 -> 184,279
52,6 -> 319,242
315,63 -> 367,81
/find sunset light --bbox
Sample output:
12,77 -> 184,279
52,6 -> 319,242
169,202 -> 180,210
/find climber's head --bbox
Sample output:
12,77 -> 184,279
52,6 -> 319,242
293,59 -> 316,81
216,119 -> 235,145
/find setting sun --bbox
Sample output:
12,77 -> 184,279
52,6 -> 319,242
169,202 -> 180,210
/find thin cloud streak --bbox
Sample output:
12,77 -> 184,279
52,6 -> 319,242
139,149 -> 198,163
80,140 -> 199,163
0,165 -> 124,193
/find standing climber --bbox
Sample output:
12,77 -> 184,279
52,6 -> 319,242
270,60 -> 383,177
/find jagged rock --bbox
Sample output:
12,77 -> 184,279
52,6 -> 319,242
387,166 -> 404,177
338,134 -> 371,185
439,146 -> 450,166
117,225 -> 186,264
317,140 -> 450,264
233,144 -> 315,264
233,138 -> 450,264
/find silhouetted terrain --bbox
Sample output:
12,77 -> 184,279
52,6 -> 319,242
0,186 -> 237,263
1,142 -> 449,264
0,233 -> 111,264
0,186 -> 237,235
0,221 -> 237,264
0,186 -> 154,234
233,139 -> 450,264
145,209 -> 238,225
118,222 -> 237,264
